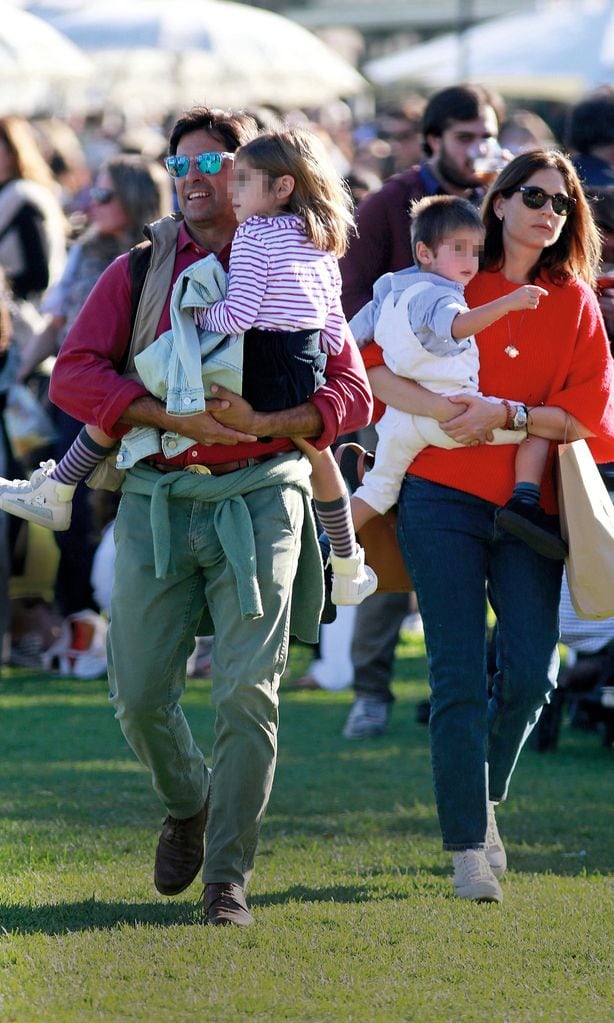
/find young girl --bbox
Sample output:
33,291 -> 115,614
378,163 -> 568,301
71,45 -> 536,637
0,129 -> 377,607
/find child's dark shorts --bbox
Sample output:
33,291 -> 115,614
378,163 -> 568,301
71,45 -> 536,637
242,327 -> 326,413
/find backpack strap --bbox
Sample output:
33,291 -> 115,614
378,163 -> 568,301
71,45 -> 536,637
128,241 -> 153,338
116,240 -> 152,375
122,212 -> 183,378
85,214 -> 184,492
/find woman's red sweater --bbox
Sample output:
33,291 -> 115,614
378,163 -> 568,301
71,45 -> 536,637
361,269 -> 614,513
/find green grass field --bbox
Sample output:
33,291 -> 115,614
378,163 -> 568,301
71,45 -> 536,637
0,631 -> 612,1023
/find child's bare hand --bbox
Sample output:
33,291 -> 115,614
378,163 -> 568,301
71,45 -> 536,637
507,285 -> 549,311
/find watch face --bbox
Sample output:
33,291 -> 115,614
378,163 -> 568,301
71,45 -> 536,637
514,407 -> 528,429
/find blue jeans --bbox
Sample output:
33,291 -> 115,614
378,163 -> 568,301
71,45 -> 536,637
397,476 -> 562,850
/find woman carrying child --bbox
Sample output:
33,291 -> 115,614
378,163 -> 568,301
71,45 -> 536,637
361,148 -> 614,902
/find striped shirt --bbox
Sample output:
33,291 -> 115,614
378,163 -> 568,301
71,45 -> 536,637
195,214 -> 346,354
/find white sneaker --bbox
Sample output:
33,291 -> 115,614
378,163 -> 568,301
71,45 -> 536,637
452,849 -> 503,902
0,460 -> 75,531
330,547 -> 378,605
485,802 -> 507,879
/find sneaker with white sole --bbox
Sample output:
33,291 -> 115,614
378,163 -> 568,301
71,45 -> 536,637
0,460 -> 75,531
452,849 -> 503,902
342,696 -> 390,739
330,547 -> 378,605
485,802 -> 507,879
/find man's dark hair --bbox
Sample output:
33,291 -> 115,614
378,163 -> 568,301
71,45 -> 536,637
567,88 -> 614,154
410,194 -> 484,264
168,106 -> 259,155
421,84 -> 503,157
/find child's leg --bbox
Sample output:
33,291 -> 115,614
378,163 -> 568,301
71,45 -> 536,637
296,439 -> 357,558
514,435 -> 550,489
496,436 -> 567,560
0,425 -> 115,532
295,438 -> 378,605
51,425 -> 116,487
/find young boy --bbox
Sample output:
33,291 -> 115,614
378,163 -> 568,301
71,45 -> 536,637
347,194 -> 567,560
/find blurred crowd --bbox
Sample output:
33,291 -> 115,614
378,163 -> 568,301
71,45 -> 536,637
0,81 -> 613,674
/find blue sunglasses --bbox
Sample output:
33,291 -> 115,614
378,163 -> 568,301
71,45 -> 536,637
164,151 -> 235,178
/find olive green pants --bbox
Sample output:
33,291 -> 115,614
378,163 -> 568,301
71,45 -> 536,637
108,480 -> 305,886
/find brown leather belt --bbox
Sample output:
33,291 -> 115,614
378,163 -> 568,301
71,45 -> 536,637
149,453 -> 278,476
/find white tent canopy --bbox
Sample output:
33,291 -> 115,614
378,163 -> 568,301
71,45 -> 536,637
0,5 -> 92,115
28,0 -> 369,114
365,0 -> 614,99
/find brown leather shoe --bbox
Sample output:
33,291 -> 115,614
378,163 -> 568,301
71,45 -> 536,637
154,802 -> 207,896
204,883 -> 254,926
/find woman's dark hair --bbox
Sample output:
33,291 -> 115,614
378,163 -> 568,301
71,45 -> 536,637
168,106 -> 259,156
481,148 -> 602,288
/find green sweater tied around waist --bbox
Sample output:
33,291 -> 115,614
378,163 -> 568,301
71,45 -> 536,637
121,451 -> 324,644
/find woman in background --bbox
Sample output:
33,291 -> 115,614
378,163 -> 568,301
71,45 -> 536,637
16,153 -> 171,621
0,116 -> 67,306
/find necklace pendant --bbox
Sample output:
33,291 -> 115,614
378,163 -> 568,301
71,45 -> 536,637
504,344 -> 520,358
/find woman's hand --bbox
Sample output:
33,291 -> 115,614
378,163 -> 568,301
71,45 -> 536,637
441,394 -> 507,445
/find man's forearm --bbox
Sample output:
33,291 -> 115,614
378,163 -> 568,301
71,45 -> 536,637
119,394 -> 170,430
123,395 -> 325,440
250,402 -> 324,440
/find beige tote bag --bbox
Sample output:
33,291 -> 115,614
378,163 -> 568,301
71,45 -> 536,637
557,438 -> 614,619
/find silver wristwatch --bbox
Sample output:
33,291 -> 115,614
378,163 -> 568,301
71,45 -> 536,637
511,404 -> 528,430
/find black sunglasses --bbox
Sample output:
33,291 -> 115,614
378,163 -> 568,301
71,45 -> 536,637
514,186 -> 576,217
90,186 -> 117,205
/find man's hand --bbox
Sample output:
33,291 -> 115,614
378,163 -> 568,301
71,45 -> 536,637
207,384 -> 262,434
179,408 -> 258,446
209,383 -> 324,440
120,394 -> 258,445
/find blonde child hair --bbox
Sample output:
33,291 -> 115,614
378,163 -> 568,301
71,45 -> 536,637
236,127 -> 355,257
